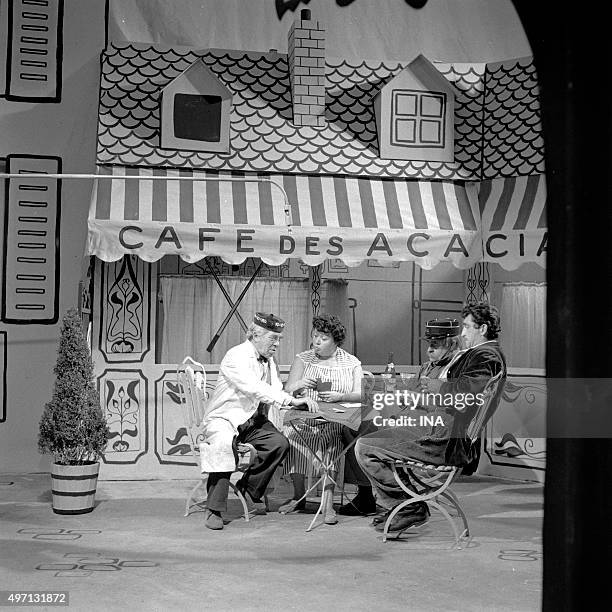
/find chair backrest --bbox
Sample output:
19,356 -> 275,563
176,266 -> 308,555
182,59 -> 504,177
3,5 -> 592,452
176,357 -> 207,452
466,370 -> 506,444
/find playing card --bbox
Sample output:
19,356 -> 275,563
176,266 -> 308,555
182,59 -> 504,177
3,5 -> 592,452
316,380 -> 332,392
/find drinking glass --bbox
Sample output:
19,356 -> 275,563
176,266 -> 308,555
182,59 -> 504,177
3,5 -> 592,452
381,373 -> 395,392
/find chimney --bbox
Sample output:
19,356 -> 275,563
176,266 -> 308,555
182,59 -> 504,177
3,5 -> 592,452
287,8 -> 326,127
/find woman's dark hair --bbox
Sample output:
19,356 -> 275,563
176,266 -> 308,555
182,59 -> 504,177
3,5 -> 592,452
461,301 -> 501,340
312,313 -> 346,346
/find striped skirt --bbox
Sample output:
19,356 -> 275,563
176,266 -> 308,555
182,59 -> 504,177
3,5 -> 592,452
282,418 -> 344,477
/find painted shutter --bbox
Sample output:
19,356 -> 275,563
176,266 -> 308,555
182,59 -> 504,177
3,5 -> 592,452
5,0 -> 63,101
2,154 -> 61,323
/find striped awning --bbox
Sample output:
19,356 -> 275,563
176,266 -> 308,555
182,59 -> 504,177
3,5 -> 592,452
478,175 -> 547,269
87,166 -> 483,269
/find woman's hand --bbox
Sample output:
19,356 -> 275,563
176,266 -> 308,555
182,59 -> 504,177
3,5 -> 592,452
318,390 -> 343,403
300,377 -> 317,389
287,377 -> 317,395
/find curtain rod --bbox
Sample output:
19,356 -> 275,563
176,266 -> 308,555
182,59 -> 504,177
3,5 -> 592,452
158,274 -> 309,281
0,172 -> 291,215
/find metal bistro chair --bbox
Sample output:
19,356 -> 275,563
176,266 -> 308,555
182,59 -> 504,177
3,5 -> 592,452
381,370 -> 506,546
176,356 -> 257,521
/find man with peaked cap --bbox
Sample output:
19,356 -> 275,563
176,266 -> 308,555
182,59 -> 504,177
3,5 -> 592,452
354,302 -> 506,535
417,318 -> 465,380
201,312 -> 318,530
337,317 -> 464,517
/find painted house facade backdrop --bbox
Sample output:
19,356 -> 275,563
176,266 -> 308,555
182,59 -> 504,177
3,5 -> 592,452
0,0 -> 545,481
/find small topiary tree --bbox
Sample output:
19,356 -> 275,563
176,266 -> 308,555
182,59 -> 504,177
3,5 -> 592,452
38,308 -> 110,465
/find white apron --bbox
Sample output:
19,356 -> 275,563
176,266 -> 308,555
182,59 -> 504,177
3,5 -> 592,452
199,417 -> 238,473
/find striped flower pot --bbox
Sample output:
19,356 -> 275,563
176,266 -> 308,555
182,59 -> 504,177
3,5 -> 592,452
51,462 -> 100,515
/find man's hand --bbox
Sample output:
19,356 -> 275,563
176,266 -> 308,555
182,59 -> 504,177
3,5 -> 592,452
420,377 -> 443,393
290,396 -> 319,413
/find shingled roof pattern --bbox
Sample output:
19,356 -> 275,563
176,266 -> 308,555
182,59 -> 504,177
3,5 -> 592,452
433,62 -> 486,179
97,43 -> 486,180
98,44 -> 543,180
481,57 -> 544,178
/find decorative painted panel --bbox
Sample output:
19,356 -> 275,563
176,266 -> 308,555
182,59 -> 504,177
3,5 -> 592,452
78,258 -> 93,317
466,262 -> 490,304
99,256 -> 151,362
0,330 -> 6,422
154,368 -> 217,466
484,375 -> 546,473
99,369 -> 148,464
2,155 -> 61,324
309,264 -> 321,316
4,0 -> 64,102
78,257 -> 94,345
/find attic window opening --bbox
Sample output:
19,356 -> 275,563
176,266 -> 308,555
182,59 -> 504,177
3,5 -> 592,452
391,89 -> 445,149
173,94 -> 222,142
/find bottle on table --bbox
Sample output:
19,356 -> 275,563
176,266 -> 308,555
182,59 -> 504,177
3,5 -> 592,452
383,351 -> 396,390
384,352 -> 396,376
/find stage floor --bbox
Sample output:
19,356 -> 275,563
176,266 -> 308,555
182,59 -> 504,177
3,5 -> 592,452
0,473 -> 542,611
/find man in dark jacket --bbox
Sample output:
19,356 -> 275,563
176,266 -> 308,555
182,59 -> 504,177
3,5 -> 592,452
354,302 -> 507,534
338,317 -> 463,517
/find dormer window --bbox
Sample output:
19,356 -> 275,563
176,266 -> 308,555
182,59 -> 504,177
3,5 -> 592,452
160,59 -> 231,153
373,55 -> 454,162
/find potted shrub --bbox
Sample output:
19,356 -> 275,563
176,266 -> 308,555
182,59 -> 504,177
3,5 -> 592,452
38,308 -> 110,514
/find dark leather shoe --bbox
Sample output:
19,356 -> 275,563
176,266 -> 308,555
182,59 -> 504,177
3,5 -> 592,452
375,504 -> 430,533
372,502 -> 426,526
337,494 -> 377,516
371,508 -> 392,526
205,510 -> 224,530
235,479 -> 261,502
236,481 -> 266,515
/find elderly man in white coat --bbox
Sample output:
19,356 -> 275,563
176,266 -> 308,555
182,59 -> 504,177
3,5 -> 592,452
202,312 -> 318,530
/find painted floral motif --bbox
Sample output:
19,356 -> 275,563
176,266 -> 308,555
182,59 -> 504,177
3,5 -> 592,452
494,432 -> 546,459
501,379 -> 545,405
163,380 -> 211,458
164,381 -> 192,457
106,379 -> 140,452
105,257 -> 143,354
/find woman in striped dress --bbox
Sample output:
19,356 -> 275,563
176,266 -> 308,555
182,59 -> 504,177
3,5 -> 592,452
279,314 -> 362,524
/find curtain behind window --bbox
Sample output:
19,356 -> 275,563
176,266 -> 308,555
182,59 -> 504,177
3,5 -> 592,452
500,282 -> 546,368
321,279 -> 351,351
159,276 -> 310,365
